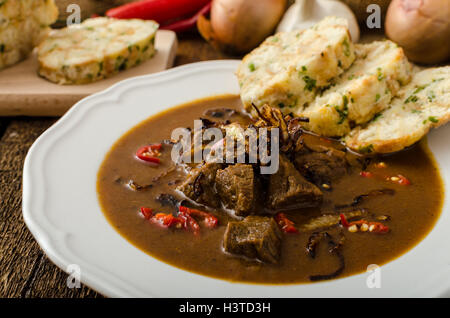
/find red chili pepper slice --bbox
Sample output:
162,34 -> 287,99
152,213 -> 184,228
140,207 -> 153,220
178,211 -> 200,235
367,222 -> 389,233
179,206 -> 218,228
275,213 -> 299,234
340,213 -> 389,233
360,170 -> 410,186
140,205 -> 218,235
136,144 -> 162,164
339,213 -> 350,228
394,174 -> 411,186
106,0 -> 211,22
355,220 -> 389,233
161,2 -> 211,32
349,219 -> 389,233
141,206 -> 185,229
360,171 -> 374,178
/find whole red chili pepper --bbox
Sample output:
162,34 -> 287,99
106,0 -> 211,22
161,2 -> 211,33
275,213 -> 299,234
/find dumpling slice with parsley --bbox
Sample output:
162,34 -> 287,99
236,16 -> 356,116
37,17 -> 158,84
299,40 -> 412,137
344,66 -> 450,154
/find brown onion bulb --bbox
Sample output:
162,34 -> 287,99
385,0 -> 450,65
198,0 -> 287,55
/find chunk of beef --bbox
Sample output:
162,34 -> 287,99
223,216 -> 282,264
176,162 -> 223,208
216,164 -> 258,216
294,146 -> 347,186
268,155 -> 323,209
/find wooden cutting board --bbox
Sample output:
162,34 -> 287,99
0,30 -> 178,116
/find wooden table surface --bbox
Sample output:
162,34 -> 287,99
0,33 -> 230,298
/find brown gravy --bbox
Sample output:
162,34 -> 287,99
97,95 -> 443,284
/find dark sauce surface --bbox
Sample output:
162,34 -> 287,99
97,95 -> 443,284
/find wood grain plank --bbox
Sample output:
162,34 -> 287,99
0,118 -> 101,297
0,119 -> 51,298
22,257 -> 101,298
174,32 -> 235,66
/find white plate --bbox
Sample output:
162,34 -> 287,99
23,60 -> 450,297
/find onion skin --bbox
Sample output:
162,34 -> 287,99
385,0 -> 450,65
200,0 -> 287,55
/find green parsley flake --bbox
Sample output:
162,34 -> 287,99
343,38 -> 351,57
413,85 -> 427,94
342,95 -> 349,107
376,67 -> 384,81
335,103 -> 348,125
428,116 -> 439,123
303,76 -> 316,91
404,95 -> 418,104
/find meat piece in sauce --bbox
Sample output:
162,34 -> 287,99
268,155 -> 323,210
176,162 -> 224,208
216,164 -> 259,216
223,216 -> 282,264
295,146 -> 347,186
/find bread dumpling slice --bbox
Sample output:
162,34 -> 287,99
37,17 -> 158,84
300,40 -> 413,137
344,66 -> 450,154
0,0 -> 58,70
237,16 -> 356,116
